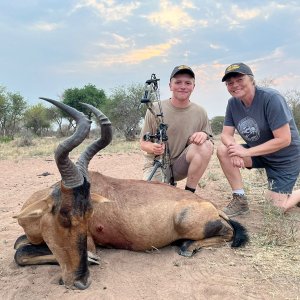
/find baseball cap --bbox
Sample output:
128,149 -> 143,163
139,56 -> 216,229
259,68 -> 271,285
222,63 -> 253,82
170,65 -> 195,81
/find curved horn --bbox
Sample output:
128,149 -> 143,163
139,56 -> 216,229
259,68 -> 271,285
40,97 -> 91,188
76,103 -> 112,180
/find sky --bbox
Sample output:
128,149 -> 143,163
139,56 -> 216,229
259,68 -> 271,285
1,0 -> 300,118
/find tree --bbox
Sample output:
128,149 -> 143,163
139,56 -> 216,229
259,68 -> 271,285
0,87 -> 8,136
256,77 -> 276,88
106,83 -> 147,140
23,103 -> 51,136
210,116 -> 225,135
0,86 -> 27,138
256,79 -> 300,131
62,84 -> 107,129
284,89 -> 300,131
47,106 -> 66,136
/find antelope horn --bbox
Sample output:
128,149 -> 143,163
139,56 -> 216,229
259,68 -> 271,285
40,97 -> 91,187
76,103 -> 112,180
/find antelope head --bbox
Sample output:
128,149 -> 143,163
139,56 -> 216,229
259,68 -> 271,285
17,98 -> 112,289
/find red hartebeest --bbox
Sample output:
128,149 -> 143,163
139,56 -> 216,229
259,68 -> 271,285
13,98 -> 248,290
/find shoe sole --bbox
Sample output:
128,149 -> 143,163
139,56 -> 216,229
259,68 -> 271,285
223,209 -> 250,218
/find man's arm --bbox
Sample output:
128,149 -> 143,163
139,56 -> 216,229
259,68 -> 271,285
227,123 -> 291,158
140,107 -> 165,156
221,126 -> 236,146
221,125 -> 247,168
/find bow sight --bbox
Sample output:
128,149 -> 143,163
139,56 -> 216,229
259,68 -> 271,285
141,74 -> 175,185
141,73 -> 160,104
141,73 -> 166,142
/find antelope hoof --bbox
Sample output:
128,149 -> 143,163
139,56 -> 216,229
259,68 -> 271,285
14,234 -> 31,250
59,277 -> 92,290
88,251 -> 100,265
74,279 -> 92,290
179,249 -> 194,257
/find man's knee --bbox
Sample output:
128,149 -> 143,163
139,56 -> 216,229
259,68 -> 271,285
186,141 -> 213,165
216,143 -> 227,160
195,140 -> 213,157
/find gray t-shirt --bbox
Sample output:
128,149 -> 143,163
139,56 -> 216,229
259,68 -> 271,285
224,86 -> 300,168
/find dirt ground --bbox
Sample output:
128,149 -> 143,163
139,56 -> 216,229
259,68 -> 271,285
0,152 -> 299,300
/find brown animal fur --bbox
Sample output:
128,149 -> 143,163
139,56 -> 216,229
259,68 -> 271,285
13,99 -> 248,290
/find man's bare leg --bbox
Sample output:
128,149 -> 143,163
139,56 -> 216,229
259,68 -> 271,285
185,141 -> 213,189
271,189 -> 300,211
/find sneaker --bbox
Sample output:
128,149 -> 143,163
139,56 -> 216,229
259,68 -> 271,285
223,193 -> 250,217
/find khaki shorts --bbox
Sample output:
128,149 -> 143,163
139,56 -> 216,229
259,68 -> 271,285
142,155 -> 168,182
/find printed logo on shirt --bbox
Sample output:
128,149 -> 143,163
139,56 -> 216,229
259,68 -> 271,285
237,117 -> 260,142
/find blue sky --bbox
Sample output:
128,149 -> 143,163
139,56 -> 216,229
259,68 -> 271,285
1,0 -> 300,118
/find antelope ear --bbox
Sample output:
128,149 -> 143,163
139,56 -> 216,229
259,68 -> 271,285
91,193 -> 111,203
13,198 -> 53,220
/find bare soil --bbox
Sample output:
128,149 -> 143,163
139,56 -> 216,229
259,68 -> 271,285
0,152 -> 299,300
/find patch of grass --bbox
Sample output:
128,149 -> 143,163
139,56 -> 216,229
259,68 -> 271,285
104,139 -> 140,154
249,243 -> 300,286
198,179 -> 207,189
247,169 -> 299,246
257,201 -> 299,246
206,170 -> 219,181
0,136 -> 14,143
16,130 -> 34,147
0,136 -> 140,160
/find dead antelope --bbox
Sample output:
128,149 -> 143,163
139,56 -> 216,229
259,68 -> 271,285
13,98 -> 248,290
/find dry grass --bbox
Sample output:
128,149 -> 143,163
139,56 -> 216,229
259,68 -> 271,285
0,136 -> 140,160
1,134 -> 300,293
198,136 -> 300,292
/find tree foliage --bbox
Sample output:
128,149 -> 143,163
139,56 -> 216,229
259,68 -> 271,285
256,79 -> 300,131
62,84 -> 107,128
284,89 -> 300,131
210,116 -> 225,135
106,83 -> 147,140
256,77 -> 276,88
0,86 -> 27,138
47,106 -> 66,136
23,103 -> 51,136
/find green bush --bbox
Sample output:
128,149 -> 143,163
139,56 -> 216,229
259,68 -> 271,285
0,136 -> 13,143
210,116 -> 225,135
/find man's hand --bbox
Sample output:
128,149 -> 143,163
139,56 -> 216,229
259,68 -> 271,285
230,155 -> 246,168
188,132 -> 208,145
152,143 -> 165,155
227,143 -> 250,168
227,143 -> 249,158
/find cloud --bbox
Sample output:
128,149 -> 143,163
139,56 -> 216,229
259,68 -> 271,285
275,73 -> 300,90
224,2 -> 298,29
146,0 -> 206,30
86,38 -> 181,66
209,43 -> 222,50
248,47 -> 285,66
72,0 -> 140,21
181,0 -> 198,9
29,22 -> 62,31
231,5 -> 261,21
95,33 -> 135,49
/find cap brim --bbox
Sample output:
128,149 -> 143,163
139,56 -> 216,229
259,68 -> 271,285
171,69 -> 195,80
222,71 -> 246,82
